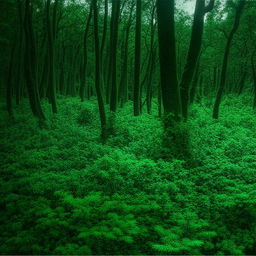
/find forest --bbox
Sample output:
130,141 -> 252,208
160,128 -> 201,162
1,0 -> 256,254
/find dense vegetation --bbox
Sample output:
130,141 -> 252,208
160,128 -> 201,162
1,96 -> 256,254
1,0 -> 256,254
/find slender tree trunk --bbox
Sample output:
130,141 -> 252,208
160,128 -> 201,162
100,0 -> 108,64
59,46 -> 66,94
24,0 -> 45,120
72,45 -> 81,96
46,0 -> 57,113
190,58 -> 201,104
146,47 -> 156,114
39,42 -> 49,98
105,49 -> 111,103
179,0 -> 215,119
92,0 -> 107,139
79,3 -> 92,101
99,0 -> 108,95
119,31 -> 129,106
213,0 -> 245,119
109,0 -> 121,112
119,4 -> 134,107
134,0 -> 142,116
146,5 -> 157,114
16,0 -> 24,105
6,40 -> 16,117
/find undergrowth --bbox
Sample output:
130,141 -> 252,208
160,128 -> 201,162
0,94 -> 256,255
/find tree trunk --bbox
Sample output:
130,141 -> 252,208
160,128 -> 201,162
119,3 -> 134,107
100,0 -> 108,65
146,47 -> 157,114
179,0 -> 215,119
213,0 -> 245,119
109,0 -> 121,112
24,0 -> 45,120
134,0 -> 142,116
146,4 -> 157,114
92,0 -> 107,139
16,0 -> 24,105
6,40 -> 16,117
46,0 -> 57,113
39,42 -> 49,98
59,46 -> 66,95
156,0 -> 181,120
79,3 -> 92,102
190,57 -> 201,104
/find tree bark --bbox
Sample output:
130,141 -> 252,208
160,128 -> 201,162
146,4 -> 157,114
179,0 -> 215,119
16,0 -> 24,105
156,0 -> 181,120
134,0 -> 142,116
92,0 -> 107,139
119,5 -> 134,107
190,57 -> 201,104
213,0 -> 245,119
6,40 -> 16,117
109,0 -> 121,112
46,0 -> 57,113
79,3 -> 92,101
24,0 -> 45,120
100,0 -> 108,64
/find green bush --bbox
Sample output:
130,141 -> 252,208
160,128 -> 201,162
77,107 -> 94,125
1,95 -> 256,254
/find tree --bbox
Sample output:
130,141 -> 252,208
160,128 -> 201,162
100,0 -> 108,68
179,0 -> 215,119
92,0 -> 107,139
109,0 -> 121,112
133,0 -> 142,116
119,1 -> 134,107
24,0 -> 45,121
146,3 -> 157,114
213,0 -> 246,119
16,0 -> 25,106
156,0 -> 181,121
46,0 -> 58,113
79,2 -> 92,102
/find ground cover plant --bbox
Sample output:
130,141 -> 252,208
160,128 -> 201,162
1,95 -> 256,255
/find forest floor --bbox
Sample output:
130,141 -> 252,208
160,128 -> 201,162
1,94 -> 256,255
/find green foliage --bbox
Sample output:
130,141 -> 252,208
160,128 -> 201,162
152,211 -> 216,255
77,107 -> 94,125
162,114 -> 191,161
1,95 -> 256,254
